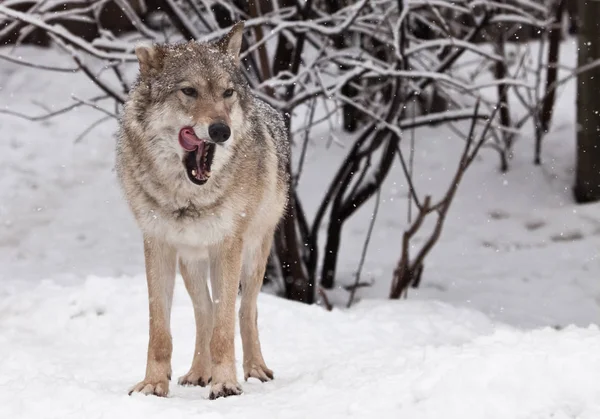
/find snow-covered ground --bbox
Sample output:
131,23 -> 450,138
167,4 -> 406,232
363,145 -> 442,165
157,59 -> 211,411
1,37 -> 599,417
2,277 -> 600,418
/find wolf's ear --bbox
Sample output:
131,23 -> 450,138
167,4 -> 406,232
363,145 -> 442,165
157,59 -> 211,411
215,21 -> 245,64
134,41 -> 163,75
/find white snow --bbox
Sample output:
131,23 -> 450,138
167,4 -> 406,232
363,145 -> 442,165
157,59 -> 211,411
1,38 -> 599,417
1,276 -> 600,418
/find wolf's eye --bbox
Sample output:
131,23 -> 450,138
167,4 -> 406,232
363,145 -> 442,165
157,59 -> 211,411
181,87 -> 197,97
223,88 -> 234,98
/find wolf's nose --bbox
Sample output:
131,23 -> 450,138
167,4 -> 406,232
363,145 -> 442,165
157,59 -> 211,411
208,123 -> 231,143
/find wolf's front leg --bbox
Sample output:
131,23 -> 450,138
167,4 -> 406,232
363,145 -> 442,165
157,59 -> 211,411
240,233 -> 274,382
178,257 -> 213,387
208,238 -> 243,399
129,236 -> 177,397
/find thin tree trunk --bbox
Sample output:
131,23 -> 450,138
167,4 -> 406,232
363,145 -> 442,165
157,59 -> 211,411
274,184 -> 313,303
574,0 -> 600,202
493,33 -> 512,161
536,0 -> 565,165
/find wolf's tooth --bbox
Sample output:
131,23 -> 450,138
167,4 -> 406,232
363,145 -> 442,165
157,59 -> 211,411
191,169 -> 197,176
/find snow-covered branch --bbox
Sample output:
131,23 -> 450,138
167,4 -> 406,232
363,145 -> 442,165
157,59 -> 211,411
0,0 -> 555,303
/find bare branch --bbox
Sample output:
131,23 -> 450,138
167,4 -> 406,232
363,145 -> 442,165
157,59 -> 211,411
347,188 -> 381,308
0,50 -> 78,72
0,94 -> 108,121
74,115 -> 112,143
0,5 -> 135,61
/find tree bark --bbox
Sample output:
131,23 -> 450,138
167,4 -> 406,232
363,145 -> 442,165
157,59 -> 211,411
536,0 -> 565,165
274,183 -> 314,303
574,0 -> 600,203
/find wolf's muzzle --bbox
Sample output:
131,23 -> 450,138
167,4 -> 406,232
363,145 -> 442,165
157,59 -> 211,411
208,123 -> 231,143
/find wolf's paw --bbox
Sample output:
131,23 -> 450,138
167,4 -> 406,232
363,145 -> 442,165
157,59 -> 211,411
178,370 -> 212,387
244,362 -> 274,382
209,381 -> 243,400
128,379 -> 169,397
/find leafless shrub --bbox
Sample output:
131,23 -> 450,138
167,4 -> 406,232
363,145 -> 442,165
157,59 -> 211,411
0,0 -> 551,304
460,0 -> 570,171
389,101 -> 499,299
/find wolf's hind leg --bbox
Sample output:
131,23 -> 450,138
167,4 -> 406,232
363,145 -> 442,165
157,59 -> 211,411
178,257 -> 213,387
129,236 -> 176,397
239,232 -> 274,383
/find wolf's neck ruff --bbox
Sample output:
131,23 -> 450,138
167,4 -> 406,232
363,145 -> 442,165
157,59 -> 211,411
179,126 -> 215,185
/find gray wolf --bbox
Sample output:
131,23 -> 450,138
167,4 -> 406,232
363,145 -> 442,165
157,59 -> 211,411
115,21 -> 289,400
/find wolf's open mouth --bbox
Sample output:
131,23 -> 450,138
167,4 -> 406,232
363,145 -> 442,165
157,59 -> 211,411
179,127 -> 216,185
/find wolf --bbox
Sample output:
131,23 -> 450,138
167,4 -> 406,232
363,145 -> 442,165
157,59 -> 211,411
115,22 -> 289,400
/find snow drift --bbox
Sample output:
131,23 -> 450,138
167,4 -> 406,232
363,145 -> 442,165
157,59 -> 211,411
1,276 -> 599,419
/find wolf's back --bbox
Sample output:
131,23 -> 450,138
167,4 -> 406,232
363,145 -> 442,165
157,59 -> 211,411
252,96 -> 290,185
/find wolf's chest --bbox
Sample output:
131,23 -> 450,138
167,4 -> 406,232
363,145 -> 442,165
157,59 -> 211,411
139,203 -> 236,247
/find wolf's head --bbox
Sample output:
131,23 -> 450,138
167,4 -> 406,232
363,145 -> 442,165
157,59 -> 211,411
128,22 -> 250,186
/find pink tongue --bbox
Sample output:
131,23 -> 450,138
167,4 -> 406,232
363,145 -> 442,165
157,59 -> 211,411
179,127 -> 205,151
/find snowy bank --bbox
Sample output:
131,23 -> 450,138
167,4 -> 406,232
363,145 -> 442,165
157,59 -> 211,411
1,276 -> 599,419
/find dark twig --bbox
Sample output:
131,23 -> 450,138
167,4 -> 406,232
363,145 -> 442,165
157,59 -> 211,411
74,115 -> 112,143
318,287 -> 333,311
347,188 -> 381,308
396,143 -> 422,210
0,51 -> 77,72
0,95 -> 108,121
293,98 -> 317,187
